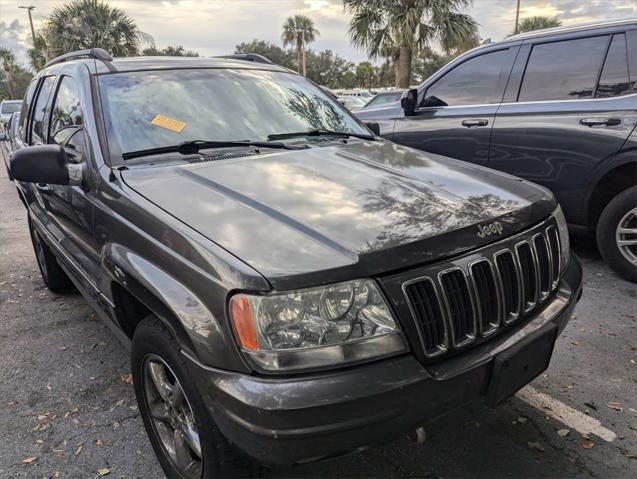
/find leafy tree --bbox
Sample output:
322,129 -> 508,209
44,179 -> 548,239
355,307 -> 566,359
235,39 -> 295,69
355,61 -> 374,88
513,16 -> 562,35
344,0 -> 478,88
281,15 -> 319,75
142,45 -> 199,57
304,49 -> 355,89
0,47 -> 33,100
29,0 -> 153,68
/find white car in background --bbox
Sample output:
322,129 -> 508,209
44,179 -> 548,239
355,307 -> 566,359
0,100 -> 22,127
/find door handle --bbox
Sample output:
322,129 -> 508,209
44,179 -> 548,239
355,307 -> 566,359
579,117 -> 621,127
461,119 -> 489,128
35,183 -> 52,194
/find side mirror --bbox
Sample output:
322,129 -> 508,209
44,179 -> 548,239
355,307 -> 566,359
10,144 -> 70,185
0,131 -> 7,141
422,95 -> 447,108
401,88 -> 418,116
364,121 -> 381,136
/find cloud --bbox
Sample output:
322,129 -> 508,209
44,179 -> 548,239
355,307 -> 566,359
0,19 -> 31,67
0,0 -> 635,69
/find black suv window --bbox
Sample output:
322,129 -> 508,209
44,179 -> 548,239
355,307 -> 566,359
423,49 -> 512,106
596,34 -> 631,98
50,76 -> 84,144
49,77 -> 86,164
519,36 -> 608,102
30,76 -> 56,145
18,81 -> 37,140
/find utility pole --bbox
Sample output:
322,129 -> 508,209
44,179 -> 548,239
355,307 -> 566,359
514,0 -> 521,35
19,5 -> 37,44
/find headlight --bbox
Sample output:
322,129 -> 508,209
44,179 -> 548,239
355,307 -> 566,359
554,205 -> 570,271
229,279 -> 407,372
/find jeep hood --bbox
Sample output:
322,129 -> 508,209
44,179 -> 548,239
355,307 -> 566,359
121,141 -> 555,289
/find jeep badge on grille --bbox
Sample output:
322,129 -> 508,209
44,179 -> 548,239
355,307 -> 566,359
477,221 -> 504,238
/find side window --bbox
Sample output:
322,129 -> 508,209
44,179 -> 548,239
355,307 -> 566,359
627,30 -> 637,92
64,129 -> 87,164
30,76 -> 56,145
49,77 -> 86,164
423,50 -> 512,106
596,34 -> 631,98
519,36 -> 608,102
18,81 -> 37,140
49,76 -> 84,144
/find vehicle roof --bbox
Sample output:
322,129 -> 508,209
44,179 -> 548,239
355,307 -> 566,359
506,18 -> 636,42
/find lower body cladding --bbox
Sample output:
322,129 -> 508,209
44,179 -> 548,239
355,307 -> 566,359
185,254 -> 583,466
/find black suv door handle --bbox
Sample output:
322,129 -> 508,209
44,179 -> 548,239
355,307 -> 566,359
35,183 -> 52,194
579,117 -> 621,127
461,119 -> 489,128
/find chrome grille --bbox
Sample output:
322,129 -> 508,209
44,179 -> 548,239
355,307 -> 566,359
400,219 -> 561,359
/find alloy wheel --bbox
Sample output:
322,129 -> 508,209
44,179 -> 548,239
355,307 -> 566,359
143,354 -> 203,479
616,207 -> 637,266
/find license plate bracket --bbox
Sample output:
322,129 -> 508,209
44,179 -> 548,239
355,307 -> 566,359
486,323 -> 558,407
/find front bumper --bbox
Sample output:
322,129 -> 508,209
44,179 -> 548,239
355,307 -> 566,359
186,253 -> 583,466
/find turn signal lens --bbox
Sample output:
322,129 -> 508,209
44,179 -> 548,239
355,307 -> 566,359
230,294 -> 258,351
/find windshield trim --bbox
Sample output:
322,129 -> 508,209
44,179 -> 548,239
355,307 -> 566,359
99,67 -> 372,167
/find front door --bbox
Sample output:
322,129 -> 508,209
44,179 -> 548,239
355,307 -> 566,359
34,74 -> 102,288
389,46 -> 519,165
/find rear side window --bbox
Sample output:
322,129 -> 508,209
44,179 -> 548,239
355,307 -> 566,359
30,76 -> 56,145
18,81 -> 37,140
596,34 -> 631,98
519,36 -> 608,102
424,49 -> 512,106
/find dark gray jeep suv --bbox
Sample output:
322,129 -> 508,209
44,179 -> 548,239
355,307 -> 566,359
357,19 -> 637,282
10,49 -> 582,478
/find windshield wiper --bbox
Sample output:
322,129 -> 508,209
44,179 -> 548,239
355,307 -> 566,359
122,139 -> 307,161
267,129 -> 378,141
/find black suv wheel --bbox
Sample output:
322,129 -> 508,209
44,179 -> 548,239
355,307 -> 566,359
597,186 -> 637,282
28,217 -> 75,293
131,316 -> 261,479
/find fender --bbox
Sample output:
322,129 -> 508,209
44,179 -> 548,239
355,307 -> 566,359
583,125 -> 637,223
102,243 -> 250,372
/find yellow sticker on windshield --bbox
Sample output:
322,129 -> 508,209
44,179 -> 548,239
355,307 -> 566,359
150,114 -> 186,133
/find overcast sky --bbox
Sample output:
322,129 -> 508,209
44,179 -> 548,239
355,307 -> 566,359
1,0 -> 636,68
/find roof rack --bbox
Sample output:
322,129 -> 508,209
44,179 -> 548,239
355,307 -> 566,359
45,48 -> 116,71
214,53 -> 273,64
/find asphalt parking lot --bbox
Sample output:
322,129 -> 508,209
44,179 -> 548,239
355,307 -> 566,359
0,163 -> 636,479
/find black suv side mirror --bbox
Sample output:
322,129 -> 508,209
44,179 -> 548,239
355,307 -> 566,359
422,95 -> 447,108
401,89 -> 418,116
10,144 -> 70,185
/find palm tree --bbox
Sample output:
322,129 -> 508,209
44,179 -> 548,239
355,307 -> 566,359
0,48 -> 17,98
282,15 -> 319,76
514,16 -> 562,35
35,0 -> 153,62
344,0 -> 479,88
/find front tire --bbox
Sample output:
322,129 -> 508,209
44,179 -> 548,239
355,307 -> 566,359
596,186 -> 637,282
28,217 -> 75,293
131,316 -> 261,479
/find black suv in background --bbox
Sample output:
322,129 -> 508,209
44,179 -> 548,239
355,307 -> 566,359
9,49 -> 582,478
358,19 -> 637,282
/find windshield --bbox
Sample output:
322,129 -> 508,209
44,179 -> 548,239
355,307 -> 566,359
1,101 -> 21,114
98,68 -> 367,155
